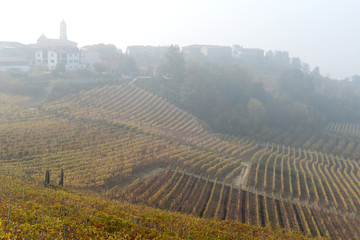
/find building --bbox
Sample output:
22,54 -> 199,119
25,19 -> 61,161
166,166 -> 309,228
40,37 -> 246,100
80,48 -> 100,70
201,45 -> 232,59
233,45 -> 264,60
126,45 -> 168,63
182,44 -> 205,58
0,42 -> 31,72
0,20 -> 102,73
182,44 -> 232,60
30,20 -> 82,71
126,45 -> 168,75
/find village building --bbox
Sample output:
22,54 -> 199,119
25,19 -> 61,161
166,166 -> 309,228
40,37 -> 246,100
232,45 -> 264,60
30,20 -> 82,71
201,45 -> 232,59
0,42 -> 31,72
182,44 -> 205,58
0,20 -> 101,72
80,48 -> 100,70
182,44 -> 232,59
126,45 -> 168,75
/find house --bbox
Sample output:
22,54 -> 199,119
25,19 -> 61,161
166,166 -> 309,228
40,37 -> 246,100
0,21 -> 103,73
0,42 -> 31,72
201,45 -> 232,59
182,44 -> 232,60
182,44 -> 205,58
126,45 -> 168,75
126,45 -> 168,64
233,45 -> 264,60
30,20 -> 82,71
80,48 -> 100,70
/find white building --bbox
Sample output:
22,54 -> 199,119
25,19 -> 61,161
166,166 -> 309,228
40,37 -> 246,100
31,20 -> 82,71
0,21 -> 102,72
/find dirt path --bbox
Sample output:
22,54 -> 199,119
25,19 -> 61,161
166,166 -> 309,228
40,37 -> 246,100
129,76 -> 151,86
234,163 -> 249,188
139,167 -> 167,180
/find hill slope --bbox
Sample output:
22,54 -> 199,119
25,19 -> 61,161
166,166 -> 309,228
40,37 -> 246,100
1,82 -> 359,239
0,172 -> 313,239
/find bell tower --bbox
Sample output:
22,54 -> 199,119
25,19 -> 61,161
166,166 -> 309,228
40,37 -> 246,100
60,20 -> 67,40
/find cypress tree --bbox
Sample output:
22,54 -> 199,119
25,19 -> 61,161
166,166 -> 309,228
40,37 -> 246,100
59,169 -> 64,186
44,170 -> 50,187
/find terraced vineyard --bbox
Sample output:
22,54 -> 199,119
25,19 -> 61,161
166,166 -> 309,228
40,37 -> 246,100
0,93 -> 34,105
256,127 -> 360,160
246,145 -> 360,214
0,173 -> 313,239
42,84 -> 260,159
1,132 -> 250,189
0,88 -> 255,189
119,169 -> 360,239
327,122 -> 360,138
1,82 -> 360,239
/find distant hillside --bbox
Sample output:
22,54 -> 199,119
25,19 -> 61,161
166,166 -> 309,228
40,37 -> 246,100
135,47 -> 360,140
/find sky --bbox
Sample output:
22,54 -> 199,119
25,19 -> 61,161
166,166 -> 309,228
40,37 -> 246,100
1,0 -> 359,79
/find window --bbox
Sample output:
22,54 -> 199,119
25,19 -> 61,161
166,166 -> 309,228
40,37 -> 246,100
50,60 -> 55,63
69,60 -> 73,63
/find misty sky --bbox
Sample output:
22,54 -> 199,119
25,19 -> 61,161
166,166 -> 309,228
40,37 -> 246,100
1,0 -> 359,79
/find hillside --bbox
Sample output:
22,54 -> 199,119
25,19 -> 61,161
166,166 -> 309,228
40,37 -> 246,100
0,78 -> 359,239
0,172 -> 313,239
136,50 -> 360,139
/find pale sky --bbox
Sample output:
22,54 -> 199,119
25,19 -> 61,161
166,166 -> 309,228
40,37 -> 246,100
1,0 -> 359,79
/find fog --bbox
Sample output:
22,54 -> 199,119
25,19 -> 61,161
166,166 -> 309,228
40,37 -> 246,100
1,0 -> 359,79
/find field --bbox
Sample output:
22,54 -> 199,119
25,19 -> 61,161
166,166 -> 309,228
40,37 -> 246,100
1,82 -> 360,239
0,172 -> 315,239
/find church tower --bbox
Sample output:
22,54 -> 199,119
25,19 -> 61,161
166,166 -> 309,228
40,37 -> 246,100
60,20 -> 67,40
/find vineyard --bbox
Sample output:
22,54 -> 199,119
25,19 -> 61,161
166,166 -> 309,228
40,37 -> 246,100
327,122 -> 360,138
42,84 -> 260,159
253,126 -> 360,160
0,88 -> 257,189
246,145 -> 360,212
1,82 -> 360,239
119,169 -> 359,239
0,172 -> 313,239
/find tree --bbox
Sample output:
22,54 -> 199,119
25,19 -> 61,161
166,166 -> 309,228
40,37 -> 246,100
44,170 -> 50,187
291,57 -> 301,70
93,62 -> 108,74
59,169 -> 64,186
120,55 -> 137,75
352,75 -> 360,86
33,63 -> 48,72
278,69 -> 314,99
52,61 -> 66,77
274,51 -> 290,64
247,98 -> 266,124
83,43 -> 120,59
157,45 -> 185,82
